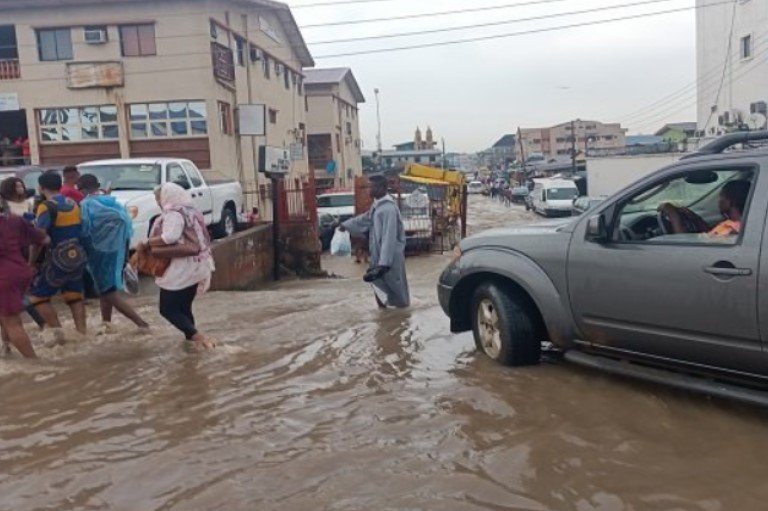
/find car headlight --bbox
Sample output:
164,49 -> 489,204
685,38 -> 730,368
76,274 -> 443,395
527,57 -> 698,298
127,206 -> 139,219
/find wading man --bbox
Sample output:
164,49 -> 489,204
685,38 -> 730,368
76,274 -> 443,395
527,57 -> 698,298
340,175 -> 410,309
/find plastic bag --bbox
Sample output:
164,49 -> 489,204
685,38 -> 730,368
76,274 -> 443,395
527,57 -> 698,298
330,228 -> 352,256
123,263 -> 140,295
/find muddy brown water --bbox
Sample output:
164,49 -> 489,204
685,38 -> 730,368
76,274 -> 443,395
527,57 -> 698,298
2,197 -> 767,510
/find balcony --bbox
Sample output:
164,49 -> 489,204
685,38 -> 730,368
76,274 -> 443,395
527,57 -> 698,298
0,59 -> 20,80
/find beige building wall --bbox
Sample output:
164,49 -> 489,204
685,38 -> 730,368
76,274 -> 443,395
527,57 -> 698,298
0,0 -> 312,190
517,121 -> 626,161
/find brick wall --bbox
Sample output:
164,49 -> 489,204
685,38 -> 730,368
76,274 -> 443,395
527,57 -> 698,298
210,224 -> 274,291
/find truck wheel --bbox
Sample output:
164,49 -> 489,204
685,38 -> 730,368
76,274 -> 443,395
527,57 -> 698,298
214,206 -> 237,239
471,283 -> 541,366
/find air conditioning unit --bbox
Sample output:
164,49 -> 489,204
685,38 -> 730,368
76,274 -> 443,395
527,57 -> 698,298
751,101 -> 767,115
84,27 -> 108,44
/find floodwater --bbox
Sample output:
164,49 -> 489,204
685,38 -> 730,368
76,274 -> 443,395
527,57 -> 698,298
2,196 -> 768,511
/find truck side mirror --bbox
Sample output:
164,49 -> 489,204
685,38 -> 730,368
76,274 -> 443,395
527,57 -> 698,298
585,214 -> 608,243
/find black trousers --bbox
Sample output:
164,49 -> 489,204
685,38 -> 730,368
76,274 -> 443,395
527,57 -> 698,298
159,285 -> 198,340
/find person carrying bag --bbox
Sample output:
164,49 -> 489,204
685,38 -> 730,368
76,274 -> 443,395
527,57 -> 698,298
137,183 -> 216,350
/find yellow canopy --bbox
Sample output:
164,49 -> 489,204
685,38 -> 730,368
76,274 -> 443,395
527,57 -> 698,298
403,163 -> 466,186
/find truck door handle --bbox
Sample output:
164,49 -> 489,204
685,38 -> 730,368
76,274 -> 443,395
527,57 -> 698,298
704,262 -> 752,277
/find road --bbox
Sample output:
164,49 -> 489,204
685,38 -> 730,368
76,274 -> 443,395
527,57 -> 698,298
1,196 -> 767,510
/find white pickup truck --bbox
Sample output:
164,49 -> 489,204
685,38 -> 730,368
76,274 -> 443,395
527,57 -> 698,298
78,158 -> 243,249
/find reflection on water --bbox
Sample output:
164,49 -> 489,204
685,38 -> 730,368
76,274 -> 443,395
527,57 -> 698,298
2,197 -> 768,510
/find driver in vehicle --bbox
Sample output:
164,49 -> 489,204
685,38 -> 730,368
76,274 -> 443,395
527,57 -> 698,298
658,180 -> 750,238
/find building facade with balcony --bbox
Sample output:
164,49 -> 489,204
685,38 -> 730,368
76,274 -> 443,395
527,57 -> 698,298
0,0 -> 314,184
516,120 -> 626,162
304,67 -> 364,192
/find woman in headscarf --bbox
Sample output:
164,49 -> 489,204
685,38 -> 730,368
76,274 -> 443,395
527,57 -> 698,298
138,183 -> 216,350
0,177 -> 33,219
0,196 -> 49,358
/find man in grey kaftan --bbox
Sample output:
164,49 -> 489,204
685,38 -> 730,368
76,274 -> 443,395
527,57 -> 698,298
341,176 -> 410,308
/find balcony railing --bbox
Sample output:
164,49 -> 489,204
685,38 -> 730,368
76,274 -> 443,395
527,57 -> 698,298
0,58 -> 20,80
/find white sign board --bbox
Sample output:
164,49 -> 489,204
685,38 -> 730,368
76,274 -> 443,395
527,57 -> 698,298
237,104 -> 266,136
290,143 -> 304,161
259,16 -> 281,44
259,146 -> 291,174
0,92 -> 20,112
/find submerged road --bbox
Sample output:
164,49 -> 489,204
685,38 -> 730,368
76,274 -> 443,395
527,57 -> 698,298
1,196 -> 767,510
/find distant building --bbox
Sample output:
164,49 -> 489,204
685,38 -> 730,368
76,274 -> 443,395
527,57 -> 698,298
655,122 -> 697,144
696,0 -> 768,135
517,120 -> 626,162
378,148 -> 442,170
304,67 -> 365,192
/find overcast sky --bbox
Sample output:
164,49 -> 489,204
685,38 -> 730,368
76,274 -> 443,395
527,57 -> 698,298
287,0 -> 697,153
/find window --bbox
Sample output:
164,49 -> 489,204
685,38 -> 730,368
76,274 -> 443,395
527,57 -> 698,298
235,37 -> 246,66
167,163 -> 191,189
119,24 -> 156,57
37,28 -> 73,61
298,76 -> 303,96
129,101 -> 207,139
182,161 -> 204,187
335,133 -> 340,152
218,101 -> 233,135
38,105 -> 119,143
741,34 -> 753,60
346,122 -> 352,135
269,108 -> 278,124
283,67 -> 290,89
613,168 -> 755,246
262,55 -> 270,79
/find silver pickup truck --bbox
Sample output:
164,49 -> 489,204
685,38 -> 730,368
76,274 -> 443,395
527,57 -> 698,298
79,158 -> 243,249
439,132 -> 768,406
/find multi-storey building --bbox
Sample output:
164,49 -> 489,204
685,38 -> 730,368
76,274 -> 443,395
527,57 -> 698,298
304,67 -> 365,192
516,120 -> 626,162
696,0 -> 768,136
0,0 -> 314,185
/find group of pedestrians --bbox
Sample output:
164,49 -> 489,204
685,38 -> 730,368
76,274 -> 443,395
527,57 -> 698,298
0,135 -> 30,166
0,167 -> 216,359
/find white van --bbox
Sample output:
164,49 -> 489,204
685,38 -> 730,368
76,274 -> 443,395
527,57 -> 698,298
531,178 -> 579,217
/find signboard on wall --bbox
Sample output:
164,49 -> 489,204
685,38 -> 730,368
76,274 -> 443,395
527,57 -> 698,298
259,16 -> 281,44
0,92 -> 19,112
67,62 -> 124,89
290,143 -> 304,161
237,104 -> 266,136
259,146 -> 291,174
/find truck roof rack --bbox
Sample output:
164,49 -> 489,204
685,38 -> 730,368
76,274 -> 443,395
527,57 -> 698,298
682,131 -> 768,160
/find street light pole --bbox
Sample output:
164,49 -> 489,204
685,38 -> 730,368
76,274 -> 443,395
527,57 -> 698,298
374,88 -> 382,169
570,119 -> 577,175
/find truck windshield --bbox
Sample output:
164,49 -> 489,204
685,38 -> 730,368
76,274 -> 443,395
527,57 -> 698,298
546,188 -> 578,200
81,164 -> 161,191
317,195 -> 354,208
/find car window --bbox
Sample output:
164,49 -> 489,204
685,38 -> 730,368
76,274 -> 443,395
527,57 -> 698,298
547,188 -> 578,200
614,168 -> 754,246
22,171 -> 42,191
182,162 -> 204,187
167,163 -> 190,189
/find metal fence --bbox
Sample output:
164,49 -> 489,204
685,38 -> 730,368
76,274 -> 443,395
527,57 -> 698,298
242,177 -> 318,229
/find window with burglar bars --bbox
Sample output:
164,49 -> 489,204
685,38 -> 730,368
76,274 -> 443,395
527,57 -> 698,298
38,105 -> 118,143
129,101 -> 207,139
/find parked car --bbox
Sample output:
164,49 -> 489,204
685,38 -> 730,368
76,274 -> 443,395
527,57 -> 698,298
78,158 -> 243,248
509,186 -> 530,204
0,165 -> 64,195
438,132 -> 768,406
317,192 -> 355,251
530,178 -> 579,217
571,196 -> 605,216
467,181 -> 485,195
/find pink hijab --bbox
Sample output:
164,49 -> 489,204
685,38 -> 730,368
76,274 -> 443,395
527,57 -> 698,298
159,182 -> 194,211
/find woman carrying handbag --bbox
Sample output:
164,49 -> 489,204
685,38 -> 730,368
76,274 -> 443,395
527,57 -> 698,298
137,183 -> 216,350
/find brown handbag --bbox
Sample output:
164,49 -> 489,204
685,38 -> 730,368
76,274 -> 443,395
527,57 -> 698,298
150,220 -> 202,259
130,250 -> 170,278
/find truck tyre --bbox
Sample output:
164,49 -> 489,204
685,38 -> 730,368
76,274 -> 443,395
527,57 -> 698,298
214,206 -> 237,239
471,282 -> 541,366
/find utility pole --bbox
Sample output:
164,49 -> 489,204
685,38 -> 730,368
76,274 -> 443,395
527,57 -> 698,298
570,120 -> 577,175
374,88 -> 382,170
441,137 -> 446,169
